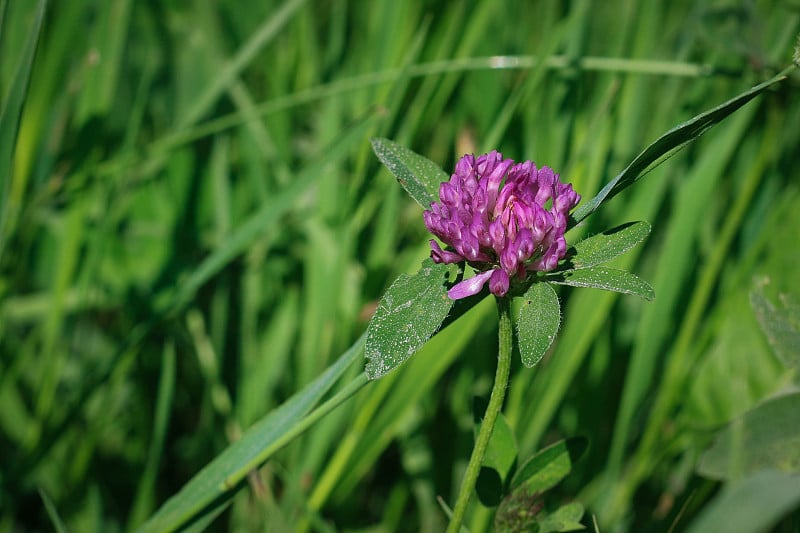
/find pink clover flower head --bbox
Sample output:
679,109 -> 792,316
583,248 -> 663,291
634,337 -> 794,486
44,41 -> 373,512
423,151 -> 580,299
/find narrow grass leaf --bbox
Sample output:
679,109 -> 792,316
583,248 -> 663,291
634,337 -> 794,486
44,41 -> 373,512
176,0 -> 308,129
370,137 -> 449,209
172,114 -> 379,312
567,221 -> 651,269
0,0 -> 47,259
697,392 -> 800,480
138,335 -> 364,533
517,282 -> 561,368
128,342 -> 176,529
686,470 -> 800,533
365,260 -> 457,379
571,66 -> 793,224
38,488 -> 68,533
509,437 -> 588,493
547,267 -> 655,300
750,282 -> 800,371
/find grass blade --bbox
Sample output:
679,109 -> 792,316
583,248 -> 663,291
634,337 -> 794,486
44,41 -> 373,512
138,335 -> 366,533
0,0 -> 47,260
572,65 -> 794,224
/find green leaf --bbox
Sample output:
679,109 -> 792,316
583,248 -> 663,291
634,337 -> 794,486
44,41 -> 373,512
517,282 -> 561,368
567,221 -> 651,269
697,391 -> 800,480
537,502 -> 586,533
686,470 -> 800,533
510,437 -> 588,494
476,411 -> 518,507
365,260 -> 457,379
0,0 -> 48,260
138,337 -> 365,533
370,137 -> 449,208
547,267 -> 654,301
496,439 -> 587,533
571,67 -> 793,225
750,280 -> 800,371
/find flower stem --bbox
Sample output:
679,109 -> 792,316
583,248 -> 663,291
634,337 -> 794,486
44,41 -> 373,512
446,296 -> 513,533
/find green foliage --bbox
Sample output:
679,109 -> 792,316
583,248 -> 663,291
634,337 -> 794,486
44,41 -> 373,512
698,392 -> 800,480
370,137 -> 449,209
547,267 -> 655,301
750,280 -> 800,372
517,282 -> 561,368
686,470 -> 800,533
567,221 -> 651,270
365,259 -> 458,379
476,412 -> 517,507
139,336 -> 366,532
1,0 -> 799,531
0,0 -> 47,258
570,66 -> 792,225
509,438 -> 588,495
494,438 -> 588,533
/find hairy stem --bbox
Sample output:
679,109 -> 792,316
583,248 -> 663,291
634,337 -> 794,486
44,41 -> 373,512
447,296 -> 513,533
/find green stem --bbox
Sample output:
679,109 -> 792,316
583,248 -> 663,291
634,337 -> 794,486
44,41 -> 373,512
447,296 -> 513,533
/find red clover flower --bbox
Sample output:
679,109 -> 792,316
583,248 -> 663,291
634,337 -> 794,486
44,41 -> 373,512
423,151 -> 581,299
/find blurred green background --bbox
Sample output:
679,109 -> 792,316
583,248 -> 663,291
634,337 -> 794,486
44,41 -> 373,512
1,0 -> 798,531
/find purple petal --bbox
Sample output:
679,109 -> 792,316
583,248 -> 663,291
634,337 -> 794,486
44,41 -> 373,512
447,269 -> 494,300
484,158 -> 514,209
455,154 -> 475,177
430,240 -> 464,264
489,269 -> 510,297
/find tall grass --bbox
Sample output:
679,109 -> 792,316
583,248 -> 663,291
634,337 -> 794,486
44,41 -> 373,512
1,1 -> 798,531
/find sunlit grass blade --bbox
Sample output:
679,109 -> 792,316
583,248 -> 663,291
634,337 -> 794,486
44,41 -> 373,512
175,0 -> 309,129
0,0 -> 47,260
571,65 -> 795,224
138,335 -> 366,533
170,113 -> 380,312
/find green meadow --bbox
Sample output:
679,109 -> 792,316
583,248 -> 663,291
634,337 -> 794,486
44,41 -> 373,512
1,1 -> 799,531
